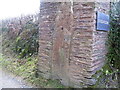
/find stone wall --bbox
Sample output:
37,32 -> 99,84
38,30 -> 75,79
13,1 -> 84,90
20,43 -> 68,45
38,1 -> 110,87
38,2 -> 60,78
92,2 -> 110,77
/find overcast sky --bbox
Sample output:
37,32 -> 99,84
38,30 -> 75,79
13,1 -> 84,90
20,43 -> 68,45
0,0 -> 40,20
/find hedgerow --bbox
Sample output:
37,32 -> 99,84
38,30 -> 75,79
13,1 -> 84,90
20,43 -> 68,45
107,1 -> 120,73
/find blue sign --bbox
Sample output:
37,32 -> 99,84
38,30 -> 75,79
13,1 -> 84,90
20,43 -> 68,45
96,11 -> 110,31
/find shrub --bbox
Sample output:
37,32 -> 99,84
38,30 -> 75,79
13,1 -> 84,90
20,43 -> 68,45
12,17 -> 39,58
107,1 -> 120,71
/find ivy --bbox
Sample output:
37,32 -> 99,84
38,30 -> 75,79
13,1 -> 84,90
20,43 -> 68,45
107,1 -> 120,72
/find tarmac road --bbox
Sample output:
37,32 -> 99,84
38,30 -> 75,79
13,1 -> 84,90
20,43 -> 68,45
0,68 -> 33,89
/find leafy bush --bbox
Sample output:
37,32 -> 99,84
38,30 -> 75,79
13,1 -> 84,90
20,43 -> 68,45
12,17 -> 39,58
107,1 -> 120,71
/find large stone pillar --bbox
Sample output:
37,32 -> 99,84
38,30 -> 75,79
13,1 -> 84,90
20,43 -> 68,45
38,0 -> 110,87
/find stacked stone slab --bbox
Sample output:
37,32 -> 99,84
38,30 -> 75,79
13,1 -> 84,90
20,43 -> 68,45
38,1 -> 110,87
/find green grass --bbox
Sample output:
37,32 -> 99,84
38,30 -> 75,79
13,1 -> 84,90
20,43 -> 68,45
0,54 -> 66,88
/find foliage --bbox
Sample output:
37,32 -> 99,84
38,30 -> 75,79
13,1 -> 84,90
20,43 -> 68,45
89,2 -> 120,88
1,15 -> 65,88
13,24 -> 39,58
107,1 -> 120,72
0,54 -> 65,88
2,15 -> 39,58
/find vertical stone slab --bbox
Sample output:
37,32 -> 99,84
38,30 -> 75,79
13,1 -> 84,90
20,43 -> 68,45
52,2 -> 72,86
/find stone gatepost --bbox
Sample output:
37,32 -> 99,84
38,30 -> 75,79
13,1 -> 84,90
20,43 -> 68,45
38,0 -> 110,87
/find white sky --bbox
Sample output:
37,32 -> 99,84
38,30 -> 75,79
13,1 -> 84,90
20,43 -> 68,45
0,0 -> 40,20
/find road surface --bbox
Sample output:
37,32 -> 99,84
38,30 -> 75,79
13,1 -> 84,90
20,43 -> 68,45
0,68 -> 33,89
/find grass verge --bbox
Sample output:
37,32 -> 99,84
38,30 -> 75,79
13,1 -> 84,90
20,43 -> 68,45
0,54 -> 66,88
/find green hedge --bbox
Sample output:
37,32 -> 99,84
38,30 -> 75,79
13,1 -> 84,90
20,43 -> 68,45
107,1 -> 120,72
2,16 -> 39,58
13,20 -> 39,58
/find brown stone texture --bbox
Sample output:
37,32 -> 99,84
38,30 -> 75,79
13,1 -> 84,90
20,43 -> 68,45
51,2 -> 72,85
38,2 -> 60,78
38,1 -> 110,87
69,2 -> 95,87
91,1 -> 110,81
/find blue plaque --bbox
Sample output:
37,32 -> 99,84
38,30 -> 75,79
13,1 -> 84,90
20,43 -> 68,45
96,11 -> 110,31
